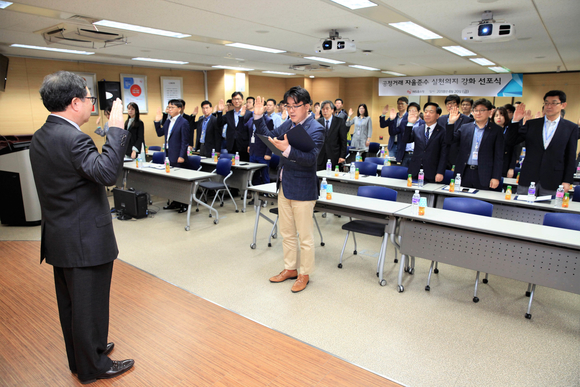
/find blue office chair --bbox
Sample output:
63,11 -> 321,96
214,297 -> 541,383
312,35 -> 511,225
354,161 -> 378,176
573,189 -> 580,202
442,170 -> 454,185
219,152 -> 231,159
183,155 -> 202,171
152,151 -> 165,164
148,145 -> 161,151
380,165 -> 408,180
197,158 -> 238,222
514,166 -> 521,175
426,197 -> 494,303
339,186 -> 397,285
368,142 -> 380,155
364,157 -> 388,166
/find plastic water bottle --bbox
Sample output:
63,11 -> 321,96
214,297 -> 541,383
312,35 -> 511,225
140,144 -> 146,163
407,174 -> 412,187
418,169 -> 424,188
577,161 -> 580,174
135,155 -> 140,168
334,165 -> 339,177
320,178 -> 328,197
380,147 -> 385,158
356,152 -> 362,162
455,173 -> 462,191
527,182 -> 536,203
412,190 -> 420,215
383,158 -> 389,166
326,159 -> 332,176
235,151 -> 240,166
519,147 -> 526,166
355,168 -> 360,179
165,157 -> 170,173
555,185 -> 564,207
505,185 -> 512,200
211,148 -> 216,161
449,179 -> 455,192
562,192 -> 570,208
162,143 -> 166,152
419,197 -> 427,216
350,162 -> 356,179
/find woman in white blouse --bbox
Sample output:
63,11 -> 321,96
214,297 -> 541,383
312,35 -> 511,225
346,103 -> 372,149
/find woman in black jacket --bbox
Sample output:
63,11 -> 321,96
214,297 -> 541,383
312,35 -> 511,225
125,102 -> 145,158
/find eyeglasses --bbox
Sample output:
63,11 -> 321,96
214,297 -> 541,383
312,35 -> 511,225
543,102 -> 561,106
167,106 -> 179,110
473,109 -> 489,114
86,96 -> 98,106
285,104 -> 304,111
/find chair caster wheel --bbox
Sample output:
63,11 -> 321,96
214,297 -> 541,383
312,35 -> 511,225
209,214 -> 212,218
394,258 -> 398,263
268,243 -> 272,247
379,279 -> 387,286
434,268 -> 439,274
409,268 -> 414,275
250,243 -> 256,249
185,226 -> 190,231
320,242 -> 325,246
525,313 -> 531,319
525,291 -> 531,297
196,208 -> 199,212
397,285 -> 404,293
338,263 -> 343,269
376,272 -> 379,277
322,213 -> 327,218
403,267 -> 408,273
272,234 -> 277,239
220,203 -> 224,207
353,250 -> 357,255
473,297 -> 479,303
425,285 -> 430,291
235,210 -> 239,213
213,219 -> 219,224
483,279 -> 488,284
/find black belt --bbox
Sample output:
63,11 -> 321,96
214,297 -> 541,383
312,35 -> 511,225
467,164 -> 478,170
405,151 -> 414,155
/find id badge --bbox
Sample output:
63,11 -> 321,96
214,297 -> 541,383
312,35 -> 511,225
357,130 -> 361,136
251,135 -> 255,144
472,151 -> 478,161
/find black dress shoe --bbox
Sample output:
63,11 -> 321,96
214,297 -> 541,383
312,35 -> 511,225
80,359 -> 135,384
163,201 -> 179,210
104,342 -> 114,356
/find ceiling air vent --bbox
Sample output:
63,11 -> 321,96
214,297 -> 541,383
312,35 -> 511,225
36,23 -> 127,49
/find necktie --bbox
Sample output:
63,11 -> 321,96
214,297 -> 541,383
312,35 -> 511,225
425,126 -> 430,142
325,120 -> 329,132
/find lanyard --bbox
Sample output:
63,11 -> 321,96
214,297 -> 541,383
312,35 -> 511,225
543,119 -> 557,145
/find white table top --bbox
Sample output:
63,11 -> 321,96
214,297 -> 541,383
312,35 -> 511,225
124,161 -> 215,181
317,170 -> 445,194
318,193 -> 410,216
200,157 -> 266,170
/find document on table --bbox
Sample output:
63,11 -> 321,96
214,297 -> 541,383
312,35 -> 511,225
514,194 -> 553,202
441,186 -> 479,194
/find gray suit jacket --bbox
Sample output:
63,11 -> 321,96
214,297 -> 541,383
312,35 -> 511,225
29,115 -> 129,267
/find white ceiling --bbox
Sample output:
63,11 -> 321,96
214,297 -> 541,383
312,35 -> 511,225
0,0 -> 578,78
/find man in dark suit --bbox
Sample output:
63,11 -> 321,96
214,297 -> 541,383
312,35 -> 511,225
249,88 -> 324,293
316,100 -> 348,170
403,102 -> 447,183
509,90 -> 578,196
194,100 -> 222,158
446,99 -> 504,191
334,98 -> 348,121
217,91 -> 252,161
29,71 -> 134,384
438,94 -> 475,168
380,97 -> 408,163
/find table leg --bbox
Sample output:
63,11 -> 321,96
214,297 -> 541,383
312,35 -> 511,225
397,254 -> 406,292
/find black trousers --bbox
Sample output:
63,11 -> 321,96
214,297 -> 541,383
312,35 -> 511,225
462,167 -> 487,190
53,261 -> 114,382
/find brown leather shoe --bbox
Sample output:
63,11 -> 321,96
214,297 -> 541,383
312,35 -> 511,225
291,274 -> 309,293
269,269 -> 298,283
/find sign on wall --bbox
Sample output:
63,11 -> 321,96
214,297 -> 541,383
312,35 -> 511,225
120,74 -> 148,113
378,73 -> 523,97
72,72 -> 98,115
160,77 -> 183,109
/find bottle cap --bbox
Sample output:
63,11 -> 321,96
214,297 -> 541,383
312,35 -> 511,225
408,174 -> 412,177
507,185 -> 512,190
450,179 -> 454,183
419,197 -> 427,207
415,190 -> 419,193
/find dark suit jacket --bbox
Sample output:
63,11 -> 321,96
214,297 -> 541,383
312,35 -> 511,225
246,115 -> 273,157
380,112 -> 408,162
446,120 -> 504,188
194,114 -> 222,157
506,117 -> 578,190
217,109 -> 251,152
501,122 -> 520,176
439,113 -> 474,168
154,115 -> 190,165
254,114 -> 325,201
29,115 -> 129,267
317,116 -> 348,170
124,118 -> 144,156
403,121 -> 447,181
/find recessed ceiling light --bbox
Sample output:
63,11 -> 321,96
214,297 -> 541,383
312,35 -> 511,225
0,1 -> 13,9
309,76 -> 315,78
225,43 -> 285,54
389,22 -> 442,40
382,71 -> 406,76
262,71 -> 295,76
469,58 -> 495,66
10,44 -> 94,55
330,0 -> 377,10
349,65 -> 380,71
488,66 -> 510,73
212,65 -> 254,71
94,20 -> 190,38
132,57 -> 188,64
442,46 -> 476,56
303,56 -> 345,65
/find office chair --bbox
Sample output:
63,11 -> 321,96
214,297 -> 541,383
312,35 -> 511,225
354,161 -> 378,176
219,152 -> 231,159
267,208 -> 324,247
196,158 -> 238,221
380,165 -> 408,180
338,186 -> 397,285
573,189 -> 579,202
426,197 -> 493,303
148,145 -> 161,151
442,170 -> 454,185
364,157 -> 388,166
152,151 -> 165,164
368,142 -> 380,155
183,155 -> 202,171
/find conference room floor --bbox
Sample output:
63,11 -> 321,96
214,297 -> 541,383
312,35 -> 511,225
2,191 -> 579,387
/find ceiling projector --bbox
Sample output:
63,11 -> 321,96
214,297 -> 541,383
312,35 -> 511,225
314,29 -> 356,54
462,11 -> 515,43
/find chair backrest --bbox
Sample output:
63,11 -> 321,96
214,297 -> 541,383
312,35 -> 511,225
364,157 -> 387,166
354,161 -> 378,176
216,158 -> 232,177
442,169 -> 454,184
573,189 -> 580,202
368,142 -> 380,154
184,155 -> 201,171
381,165 -> 408,180
269,154 -> 280,170
358,186 -> 397,202
148,145 -> 161,151
219,152 -> 231,159
152,151 -> 165,164
443,197 -> 493,217
514,166 -> 521,175
543,213 -> 580,231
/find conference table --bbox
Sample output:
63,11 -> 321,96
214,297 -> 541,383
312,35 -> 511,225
118,161 -> 216,230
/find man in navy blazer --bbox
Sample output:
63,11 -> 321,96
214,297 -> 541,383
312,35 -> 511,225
29,72 -> 134,383
402,102 -> 447,183
439,94 -> 475,169
217,91 -> 252,161
509,90 -> 578,196
446,99 -> 504,190
248,87 -> 324,293
379,97 -> 408,162
194,100 -> 223,158
316,100 -> 348,170
154,99 -> 190,166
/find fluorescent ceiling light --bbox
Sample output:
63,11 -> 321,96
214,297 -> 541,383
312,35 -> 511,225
488,66 -> 510,73
303,56 -> 345,65
329,0 -> 377,10
94,20 -> 190,38
212,65 -> 254,71
10,44 -> 94,55
133,57 -> 188,65
226,43 -> 285,54
470,58 -> 495,66
382,71 -> 406,76
0,1 -> 13,9
442,46 -> 476,56
389,22 -> 442,40
349,65 -> 380,71
262,71 -> 295,75
309,76 -> 315,78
